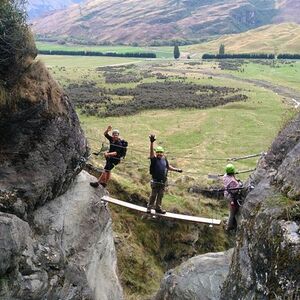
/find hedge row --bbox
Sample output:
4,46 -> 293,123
202,53 -> 275,59
277,54 -> 300,59
203,53 -> 300,60
38,50 -> 156,58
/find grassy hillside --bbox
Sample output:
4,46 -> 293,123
32,0 -> 280,44
36,22 -> 300,60
186,23 -> 300,56
39,54 -> 298,299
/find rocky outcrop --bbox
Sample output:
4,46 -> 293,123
154,249 -> 233,300
220,113 -> 300,299
154,114 -> 300,300
0,59 -> 88,217
0,171 -> 123,300
0,8 -> 122,299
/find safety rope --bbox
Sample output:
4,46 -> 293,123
88,137 -> 265,162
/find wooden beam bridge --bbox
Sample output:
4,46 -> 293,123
101,195 -> 222,225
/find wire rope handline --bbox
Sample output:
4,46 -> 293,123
87,137 -> 265,162
207,168 -> 256,179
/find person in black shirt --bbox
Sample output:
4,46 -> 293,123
147,134 -> 182,214
90,125 -> 125,188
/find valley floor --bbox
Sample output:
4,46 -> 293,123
39,55 -> 299,299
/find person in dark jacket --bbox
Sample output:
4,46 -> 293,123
147,134 -> 182,214
90,125 -> 126,188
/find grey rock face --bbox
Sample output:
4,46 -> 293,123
0,213 -> 31,276
154,249 -> 233,300
0,61 -> 88,216
0,171 -> 123,300
221,113 -> 300,299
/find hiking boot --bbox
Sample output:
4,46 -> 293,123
155,208 -> 166,214
146,207 -> 152,213
90,182 -> 99,188
100,182 -> 107,188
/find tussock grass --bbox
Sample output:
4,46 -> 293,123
186,23 -> 300,56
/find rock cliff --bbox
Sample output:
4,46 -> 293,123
221,113 -> 300,299
154,113 -> 300,299
0,4 -> 123,298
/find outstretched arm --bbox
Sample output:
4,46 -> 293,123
168,164 -> 183,173
105,151 -> 117,158
149,134 -> 156,158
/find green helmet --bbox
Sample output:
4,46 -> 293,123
225,163 -> 236,174
155,146 -> 164,153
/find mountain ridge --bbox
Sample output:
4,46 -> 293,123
31,0 -> 300,45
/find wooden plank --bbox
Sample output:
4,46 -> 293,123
101,195 -> 221,225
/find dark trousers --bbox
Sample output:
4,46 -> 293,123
227,203 -> 239,231
148,181 -> 165,210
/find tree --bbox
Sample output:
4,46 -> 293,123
174,45 -> 180,59
0,0 -> 37,86
219,44 -> 225,55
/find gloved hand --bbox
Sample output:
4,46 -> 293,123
149,134 -> 156,143
177,169 -> 183,173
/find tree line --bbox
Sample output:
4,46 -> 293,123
277,54 -> 300,59
203,52 -> 300,60
202,53 -> 276,59
38,50 -> 157,58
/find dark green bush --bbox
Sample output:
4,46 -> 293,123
0,0 -> 37,86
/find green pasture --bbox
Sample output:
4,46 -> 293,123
80,84 -> 288,187
36,41 -> 174,58
38,55 -> 143,85
38,54 -> 142,68
39,55 -> 294,210
222,60 -> 300,92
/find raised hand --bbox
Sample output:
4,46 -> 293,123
149,134 -> 156,143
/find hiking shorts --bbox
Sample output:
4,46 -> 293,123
104,158 -> 120,172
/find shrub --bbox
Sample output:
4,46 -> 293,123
0,0 -> 37,86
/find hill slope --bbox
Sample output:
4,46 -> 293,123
186,23 -> 300,55
31,0 -> 299,44
27,0 -> 84,19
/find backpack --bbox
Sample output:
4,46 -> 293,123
119,139 -> 128,158
228,180 -> 244,205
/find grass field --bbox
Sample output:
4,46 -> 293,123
39,54 -> 297,203
223,61 -> 300,92
36,42 -> 174,58
151,59 -> 300,93
41,54 -> 298,300
38,55 -> 144,85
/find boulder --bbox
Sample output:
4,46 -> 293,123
0,61 -> 88,216
0,212 -> 31,275
154,249 -> 233,300
0,171 -> 123,300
